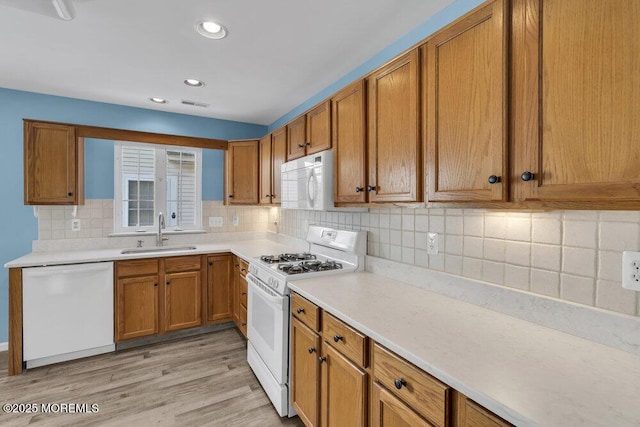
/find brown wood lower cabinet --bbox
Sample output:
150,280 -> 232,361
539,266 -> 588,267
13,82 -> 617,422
206,254 -> 233,323
165,270 -> 201,332
115,275 -> 159,341
290,292 -> 512,427
232,255 -> 249,338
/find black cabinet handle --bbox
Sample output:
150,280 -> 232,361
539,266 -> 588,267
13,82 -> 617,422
308,347 -> 316,354
394,378 -> 407,390
488,175 -> 501,184
242,292 -> 247,296
355,187 -> 364,193
305,142 -> 311,146
318,356 -> 326,364
296,308 -> 305,314
367,185 -> 376,192
333,335 -> 344,343
521,171 -> 535,181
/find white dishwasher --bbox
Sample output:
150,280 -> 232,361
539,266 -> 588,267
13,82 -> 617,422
23,262 -> 115,368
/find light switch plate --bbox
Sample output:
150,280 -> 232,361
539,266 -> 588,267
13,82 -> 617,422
622,251 -> 640,291
427,232 -> 439,255
209,217 -> 223,227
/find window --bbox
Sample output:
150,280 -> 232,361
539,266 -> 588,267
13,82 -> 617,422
114,142 -> 202,233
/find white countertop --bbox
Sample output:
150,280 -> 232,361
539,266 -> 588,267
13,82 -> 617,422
289,272 -> 640,427
4,239 -> 299,268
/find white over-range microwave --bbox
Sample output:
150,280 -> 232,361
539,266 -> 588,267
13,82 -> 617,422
281,150 -> 333,210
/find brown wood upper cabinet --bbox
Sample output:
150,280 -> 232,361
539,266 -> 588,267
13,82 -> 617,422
259,127 -> 286,204
287,100 -> 332,161
332,80 -> 368,204
24,120 -> 84,205
226,140 -> 259,204
426,0 -> 508,202
511,0 -> 640,206
367,50 -> 422,203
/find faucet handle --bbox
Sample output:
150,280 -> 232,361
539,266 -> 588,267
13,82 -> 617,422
137,240 -> 143,248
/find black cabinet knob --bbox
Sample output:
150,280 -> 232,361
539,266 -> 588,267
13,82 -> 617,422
521,171 -> 535,181
367,185 -> 376,192
228,194 -> 234,198
308,347 -> 316,354
154,283 -> 158,287
355,187 -> 364,193
394,378 -> 407,390
166,281 -> 170,285
318,356 -> 326,364
298,143 -> 305,148
333,335 -> 344,343
67,192 -> 73,197
488,175 -> 501,184
296,308 -> 305,314
208,262 -> 213,266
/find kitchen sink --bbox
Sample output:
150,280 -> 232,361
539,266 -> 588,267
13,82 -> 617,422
120,245 -> 198,255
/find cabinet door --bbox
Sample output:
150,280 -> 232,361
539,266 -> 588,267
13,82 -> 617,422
512,0 -> 640,205
259,135 -> 273,204
287,115 -> 307,160
165,271 -> 201,332
116,275 -> 158,341
332,80 -> 367,204
307,100 -> 331,155
24,121 -> 84,205
291,318 -> 321,427
426,0 -> 508,202
271,126 -> 287,204
206,254 -> 232,323
232,256 -> 241,326
455,392 -> 512,427
367,50 -> 421,203
321,343 -> 367,427
372,384 -> 433,427
226,140 -> 259,204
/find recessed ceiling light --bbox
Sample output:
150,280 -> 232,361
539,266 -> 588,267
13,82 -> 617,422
196,20 -> 228,39
184,79 -> 205,87
149,97 -> 167,104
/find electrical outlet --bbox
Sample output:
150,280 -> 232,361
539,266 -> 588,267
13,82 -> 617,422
427,232 -> 439,255
622,251 -> 640,291
208,217 -> 223,227
71,219 -> 81,232
232,215 -> 239,226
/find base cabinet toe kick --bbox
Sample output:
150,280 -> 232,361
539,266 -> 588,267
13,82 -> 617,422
290,292 -> 512,427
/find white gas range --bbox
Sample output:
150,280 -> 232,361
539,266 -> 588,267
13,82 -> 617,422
246,226 -> 366,417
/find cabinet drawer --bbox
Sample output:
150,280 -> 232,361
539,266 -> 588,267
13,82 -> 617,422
238,258 -> 249,277
291,293 -> 320,332
164,255 -> 201,273
239,304 -> 247,337
374,343 -> 450,427
323,312 -> 366,367
239,276 -> 248,307
116,259 -> 158,278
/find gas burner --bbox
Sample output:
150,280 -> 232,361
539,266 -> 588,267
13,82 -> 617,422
260,255 -> 282,264
319,261 -> 343,271
299,260 -> 322,271
281,252 -> 317,262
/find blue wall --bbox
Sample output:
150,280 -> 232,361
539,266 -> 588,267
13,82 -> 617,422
268,0 -> 484,132
0,87 -> 266,343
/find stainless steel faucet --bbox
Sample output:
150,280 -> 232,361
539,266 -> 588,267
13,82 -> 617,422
157,212 -> 169,246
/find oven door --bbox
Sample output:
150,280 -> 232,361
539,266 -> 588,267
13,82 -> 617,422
247,273 -> 289,384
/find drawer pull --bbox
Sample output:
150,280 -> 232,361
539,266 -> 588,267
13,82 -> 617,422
394,378 -> 407,390
333,334 -> 344,343
296,308 -> 305,314
308,347 -> 316,354
318,356 -> 326,364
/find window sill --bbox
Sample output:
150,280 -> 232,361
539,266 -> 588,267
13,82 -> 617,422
108,229 -> 207,237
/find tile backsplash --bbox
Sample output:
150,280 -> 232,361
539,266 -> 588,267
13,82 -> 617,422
275,208 -> 640,317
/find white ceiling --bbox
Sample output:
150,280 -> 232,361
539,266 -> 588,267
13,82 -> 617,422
0,0 -> 454,125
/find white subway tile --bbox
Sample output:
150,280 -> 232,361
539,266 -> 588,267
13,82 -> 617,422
561,274 -> 595,305
462,257 -> 483,280
596,280 -> 637,315
379,243 -> 391,259
390,230 -> 402,246
389,215 -> 402,230
369,213 -> 380,228
379,214 -> 390,229
429,254 -> 445,271
506,216 -> 531,242
414,232 -> 427,250
531,244 -> 561,271
379,228 -> 390,244
446,216 -> 463,235
415,215 -> 429,232
445,255 -> 463,275
38,229 -> 51,240
528,269 -> 560,297
563,211 -> 599,221
599,211 -> 640,222
484,216 -> 506,239
562,247 -> 596,277
563,220 -> 597,248
415,249 -> 429,268
504,241 -> 531,267
463,215 -> 484,237
402,247 -> 415,264
483,239 -> 505,262
599,222 -> 640,251
598,251 -> 622,282
402,213 -> 415,231
390,245 -> 402,262
504,265 -> 530,290
532,218 -> 562,245
463,236 -> 483,258
445,235 -> 463,255
402,231 -> 415,248
429,216 -> 445,233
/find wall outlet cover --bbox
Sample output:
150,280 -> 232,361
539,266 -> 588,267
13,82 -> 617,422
232,215 -> 239,226
622,251 -> 640,291
71,219 -> 81,232
209,217 -> 223,227
427,232 -> 439,255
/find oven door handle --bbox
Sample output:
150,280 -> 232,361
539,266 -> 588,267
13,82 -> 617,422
247,274 -> 285,307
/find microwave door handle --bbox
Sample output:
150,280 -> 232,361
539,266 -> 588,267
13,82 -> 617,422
308,172 -> 316,208
247,275 -> 285,307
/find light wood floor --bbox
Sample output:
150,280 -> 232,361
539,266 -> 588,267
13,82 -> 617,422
0,328 -> 304,427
